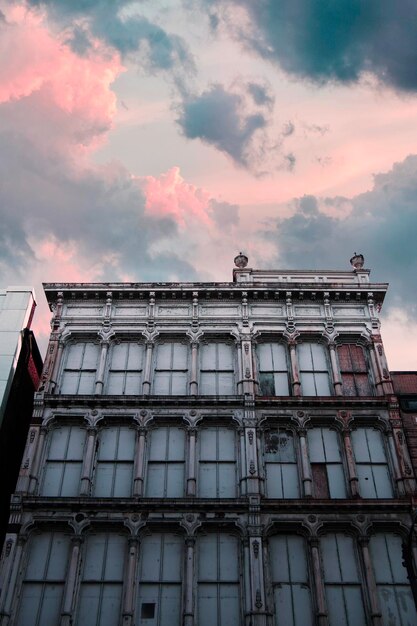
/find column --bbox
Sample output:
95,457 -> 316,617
236,341 -> 244,395
61,536 -> 82,626
80,428 -> 97,496
288,340 -> 301,396
28,426 -> 47,494
184,537 -> 195,626
239,428 -> 247,496
186,429 -> 197,497
245,427 -> 259,496
95,340 -> 110,395
49,340 -> 64,394
0,535 -> 26,625
248,537 -> 267,626
387,429 -> 405,496
309,538 -> 328,626
133,428 -> 146,497
342,429 -> 359,497
299,430 -> 312,497
142,342 -> 153,395
328,342 -> 342,396
122,538 -> 139,626
368,342 -> 383,395
241,339 -> 255,396
359,537 -> 382,626
189,342 -> 199,396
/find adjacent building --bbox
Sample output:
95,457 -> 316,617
0,256 -> 416,626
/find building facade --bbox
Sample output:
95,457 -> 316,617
0,257 -> 416,626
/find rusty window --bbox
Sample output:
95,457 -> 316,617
264,430 -> 300,498
257,343 -> 290,396
308,428 -> 347,498
337,344 -> 372,396
297,343 -> 331,396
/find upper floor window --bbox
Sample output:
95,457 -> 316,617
298,342 -> 331,396
200,342 -> 235,395
145,426 -> 186,497
93,426 -> 135,497
153,342 -> 188,395
198,426 -> 237,497
106,341 -> 144,395
40,425 -> 85,497
337,344 -> 372,396
257,343 -> 290,396
264,430 -> 300,498
307,427 -> 347,498
351,428 -> 393,498
61,342 -> 100,394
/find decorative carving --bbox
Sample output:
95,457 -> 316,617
234,252 -> 248,268
245,367 -> 251,379
249,460 -> 256,475
244,343 -> 249,354
5,539 -> 13,557
350,253 -> 364,269
29,430 -> 36,443
252,539 -> 260,558
248,430 -> 254,445
23,458 -> 29,469
255,590 -> 263,609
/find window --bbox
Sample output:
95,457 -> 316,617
16,532 -> 70,626
200,342 -> 235,395
298,342 -> 331,396
106,342 -> 144,395
40,426 -> 85,496
136,533 -> 183,626
264,430 -> 300,498
60,342 -> 100,394
198,427 -> 237,497
153,342 -> 188,395
145,426 -> 185,497
257,343 -> 290,396
197,533 -> 241,626
337,344 -> 372,396
269,535 -> 313,626
370,533 -> 415,625
77,533 -> 126,626
308,428 -> 346,498
351,428 -> 393,498
93,427 -> 135,497
321,534 -> 366,625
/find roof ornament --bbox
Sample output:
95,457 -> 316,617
234,251 -> 248,268
350,252 -> 364,270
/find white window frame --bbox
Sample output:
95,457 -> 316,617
40,424 -> 86,497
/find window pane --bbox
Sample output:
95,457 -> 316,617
60,371 -> 78,394
300,372 -> 316,395
328,464 -> 347,498
218,464 -> 236,497
113,464 -> 133,497
78,371 -> 96,394
61,463 -> 82,496
200,372 -> 216,395
166,463 -> 185,496
65,343 -> 84,369
171,371 -> 187,394
218,372 -> 234,395
167,427 -> 186,461
314,372 -> 331,396
218,343 -> 233,369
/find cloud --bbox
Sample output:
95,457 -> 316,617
202,0 -> 417,92
262,155 -> 417,314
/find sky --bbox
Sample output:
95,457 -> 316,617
1,0 -> 417,369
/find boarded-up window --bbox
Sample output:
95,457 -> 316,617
93,427 -> 135,497
197,533 -> 241,626
77,533 -> 126,626
16,532 -> 70,626
308,428 -> 346,498
370,533 -> 415,625
200,343 -> 235,395
153,343 -> 188,395
269,535 -> 313,626
146,426 -> 185,497
61,342 -> 100,394
198,427 -> 236,497
337,344 -> 372,396
264,431 -> 300,498
136,533 -> 183,626
41,426 -> 85,496
298,343 -> 331,396
321,534 -> 366,625
351,428 -> 393,498
257,343 -> 290,396
106,342 -> 144,395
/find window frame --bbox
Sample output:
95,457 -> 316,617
145,424 -> 186,498
92,424 -> 136,498
336,342 -> 373,397
105,340 -> 145,395
197,424 -> 238,498
60,339 -> 100,395
256,341 -> 291,397
297,341 -> 332,397
351,427 -> 394,499
263,428 -> 300,499
199,340 -> 236,396
152,340 -> 189,396
307,426 -> 347,499
40,423 -> 86,497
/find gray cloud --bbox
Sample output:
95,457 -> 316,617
202,0 -> 417,92
262,155 -> 417,313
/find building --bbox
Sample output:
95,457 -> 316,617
0,256 -> 416,626
391,372 -> 417,478
0,287 -> 42,551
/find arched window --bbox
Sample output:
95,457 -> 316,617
257,343 -> 290,396
40,425 -> 86,496
60,341 -> 100,394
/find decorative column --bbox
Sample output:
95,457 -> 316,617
28,426 -> 47,494
247,537 -> 267,626
299,429 -> 312,497
328,341 -> 343,396
142,341 -> 153,395
239,428 -> 247,496
370,331 -> 393,395
245,425 -> 260,496
95,336 -> 111,395
241,338 -> 255,397
287,338 -> 301,397
368,341 -> 383,395
183,537 -> 195,626
80,427 -> 97,496
336,412 -> 359,497
61,536 -> 83,626
387,429 -> 405,496
122,537 -> 139,626
186,428 -> 197,497
49,338 -> 65,394
236,340 -> 244,395
133,428 -> 146,497
0,535 -> 26,625
309,537 -> 328,626
358,537 -> 382,626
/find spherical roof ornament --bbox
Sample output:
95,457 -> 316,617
234,252 -> 248,268
350,252 -> 365,270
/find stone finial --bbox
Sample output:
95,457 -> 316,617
234,252 -> 248,268
350,252 -> 364,270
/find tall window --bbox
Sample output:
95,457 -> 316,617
264,430 -> 300,498
351,428 -> 393,498
370,533 -> 415,625
145,426 -> 185,497
198,427 -> 236,497
77,533 -> 126,626
321,534 -> 366,625
307,427 -> 346,498
257,343 -> 290,396
106,342 -> 144,395
136,533 -> 183,626
200,342 -> 235,395
40,425 -> 85,496
197,533 -> 241,626
337,344 -> 372,396
60,342 -> 100,394
93,427 -> 135,497
16,532 -> 70,626
153,342 -> 188,395
298,342 -> 331,396
269,535 -> 313,626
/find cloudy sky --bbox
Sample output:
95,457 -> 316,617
1,0 -> 417,368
